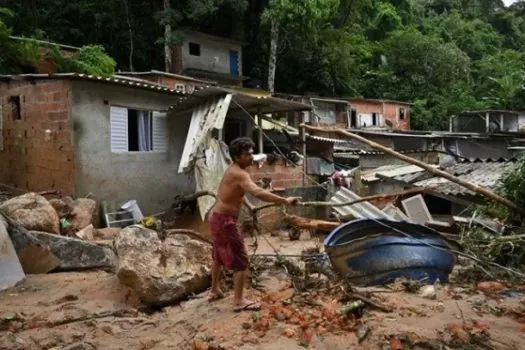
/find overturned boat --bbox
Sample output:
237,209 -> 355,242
324,218 -> 459,286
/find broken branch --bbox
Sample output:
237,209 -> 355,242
253,187 -> 431,213
283,213 -> 340,232
303,125 -> 525,216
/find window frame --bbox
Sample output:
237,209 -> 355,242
110,105 -> 168,154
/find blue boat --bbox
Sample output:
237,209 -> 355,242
324,219 -> 459,286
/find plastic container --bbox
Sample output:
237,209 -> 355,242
120,200 -> 144,223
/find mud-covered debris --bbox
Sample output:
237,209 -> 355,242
356,323 -> 370,343
419,285 -> 437,300
477,281 -> 505,296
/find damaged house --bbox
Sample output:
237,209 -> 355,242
0,74 -> 312,223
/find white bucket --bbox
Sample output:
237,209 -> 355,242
121,200 -> 144,223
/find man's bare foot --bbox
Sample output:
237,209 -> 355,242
233,299 -> 261,312
208,290 -> 225,302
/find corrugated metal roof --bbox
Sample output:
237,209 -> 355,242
330,187 -> 393,220
334,149 -> 431,158
0,73 -> 197,96
306,134 -> 349,144
413,160 -> 515,196
178,94 -> 233,173
117,70 -> 216,84
362,164 -> 435,183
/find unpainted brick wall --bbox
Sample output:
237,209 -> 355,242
350,100 -> 410,130
0,79 -> 75,195
244,159 -> 309,230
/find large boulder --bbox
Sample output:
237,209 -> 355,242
3,213 -> 116,273
114,226 -> 212,306
30,231 -> 116,271
70,199 -> 97,232
0,193 -> 60,234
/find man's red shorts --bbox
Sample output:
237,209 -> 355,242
208,211 -> 248,271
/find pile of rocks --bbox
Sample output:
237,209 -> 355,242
0,192 -> 212,307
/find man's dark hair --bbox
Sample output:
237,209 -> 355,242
229,137 -> 255,160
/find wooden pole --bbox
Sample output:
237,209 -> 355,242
257,105 -> 263,153
302,124 -> 525,216
301,113 -> 307,186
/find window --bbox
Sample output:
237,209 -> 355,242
110,106 -> 168,153
189,42 -> 200,56
8,96 -> 21,121
399,107 -> 406,120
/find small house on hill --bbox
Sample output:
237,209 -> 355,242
348,98 -> 410,130
172,30 -> 246,86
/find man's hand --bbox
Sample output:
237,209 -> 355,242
284,197 -> 302,205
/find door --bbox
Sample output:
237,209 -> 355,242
229,50 -> 239,77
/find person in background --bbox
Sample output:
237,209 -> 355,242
208,137 -> 301,312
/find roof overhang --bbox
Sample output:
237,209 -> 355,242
169,86 -> 311,115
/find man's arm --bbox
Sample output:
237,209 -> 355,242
239,171 -> 296,205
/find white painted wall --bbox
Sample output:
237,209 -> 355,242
182,32 -> 243,76
71,81 -> 195,214
358,113 -> 384,127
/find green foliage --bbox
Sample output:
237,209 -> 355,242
0,8 -> 41,74
4,0 -> 525,129
52,45 -> 116,76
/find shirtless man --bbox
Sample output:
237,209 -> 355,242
208,137 -> 301,312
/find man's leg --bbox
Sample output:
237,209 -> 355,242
232,269 -> 260,312
210,261 -> 223,297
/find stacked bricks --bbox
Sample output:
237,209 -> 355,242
0,79 -> 75,195
246,159 -> 304,190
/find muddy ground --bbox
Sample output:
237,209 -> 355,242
1,233 -> 525,350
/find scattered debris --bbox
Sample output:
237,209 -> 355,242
75,224 -> 94,240
419,285 -> 437,300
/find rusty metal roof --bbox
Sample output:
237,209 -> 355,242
0,73 -> 199,97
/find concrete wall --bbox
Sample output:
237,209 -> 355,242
0,79 -> 75,194
120,73 -> 207,93
71,81 -> 194,214
180,32 -> 243,77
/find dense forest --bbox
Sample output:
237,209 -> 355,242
1,0 -> 525,130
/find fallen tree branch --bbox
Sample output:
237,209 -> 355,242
350,292 -> 393,313
303,124 -> 525,216
283,213 -> 340,232
179,190 -> 216,202
27,309 -> 138,329
252,187 -> 431,213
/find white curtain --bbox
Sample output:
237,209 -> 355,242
138,111 -> 152,151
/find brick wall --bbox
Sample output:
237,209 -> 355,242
0,79 -> 75,194
246,159 -> 304,190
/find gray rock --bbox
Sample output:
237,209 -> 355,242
114,226 -> 212,307
29,231 -> 116,271
3,213 -> 115,272
0,193 -> 59,234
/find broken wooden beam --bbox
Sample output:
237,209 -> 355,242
283,213 -> 340,232
303,124 -> 525,216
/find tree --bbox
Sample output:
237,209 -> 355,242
261,0 -> 339,92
